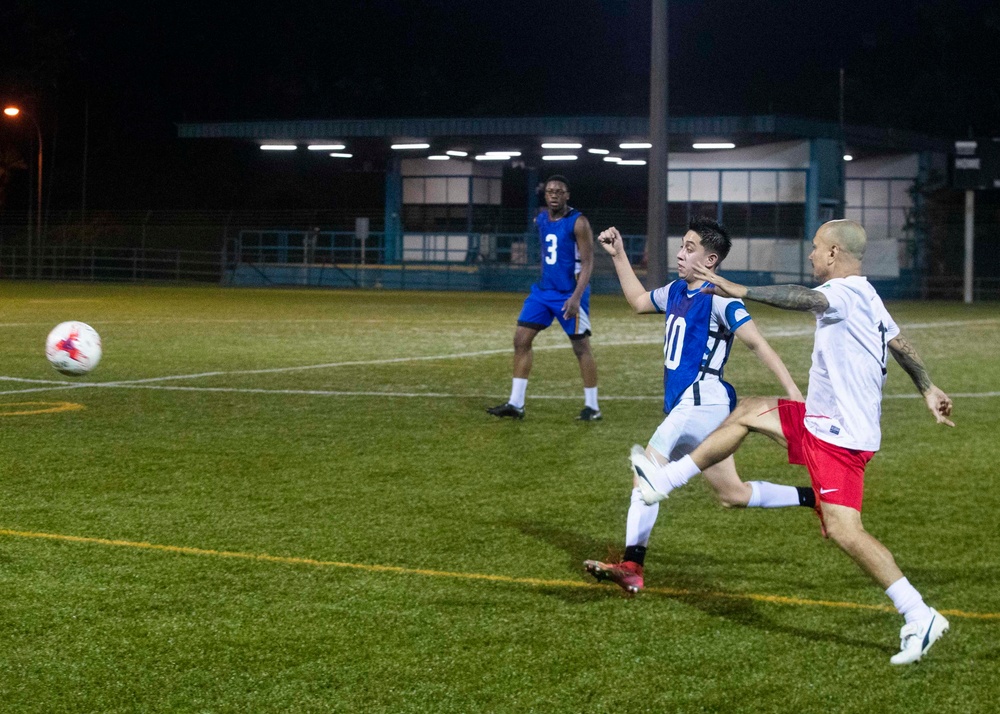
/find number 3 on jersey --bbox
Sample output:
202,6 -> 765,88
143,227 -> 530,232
544,233 -> 558,265
663,314 -> 686,370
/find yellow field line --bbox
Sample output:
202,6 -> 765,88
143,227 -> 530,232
2,528 -> 996,621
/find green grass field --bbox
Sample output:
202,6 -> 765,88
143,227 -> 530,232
0,282 -> 997,713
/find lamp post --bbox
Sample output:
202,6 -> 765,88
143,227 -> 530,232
4,105 -> 43,277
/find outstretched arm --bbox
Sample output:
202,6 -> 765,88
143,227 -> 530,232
733,319 -> 804,401
692,265 -> 829,313
888,334 -> 955,426
596,226 -> 656,313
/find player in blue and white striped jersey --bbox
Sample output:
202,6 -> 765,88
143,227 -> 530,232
584,218 -> 810,593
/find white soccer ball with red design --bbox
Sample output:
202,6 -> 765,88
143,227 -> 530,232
45,321 -> 102,375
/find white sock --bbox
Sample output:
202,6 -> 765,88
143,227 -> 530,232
651,454 -> 701,492
748,481 -> 801,508
584,386 -> 599,410
509,378 -> 528,408
886,577 -> 932,624
625,487 -> 659,547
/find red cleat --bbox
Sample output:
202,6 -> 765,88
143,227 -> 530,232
584,559 -> 644,593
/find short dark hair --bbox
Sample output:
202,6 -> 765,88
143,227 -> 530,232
545,175 -> 570,190
689,217 -> 731,262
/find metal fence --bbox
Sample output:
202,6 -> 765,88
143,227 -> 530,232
0,245 -> 224,282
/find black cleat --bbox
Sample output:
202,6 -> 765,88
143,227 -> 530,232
577,406 -> 602,421
487,402 -> 525,419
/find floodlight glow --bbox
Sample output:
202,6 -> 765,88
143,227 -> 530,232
588,148 -> 610,155
308,144 -> 346,151
446,150 -> 468,157
619,142 -> 652,149
618,159 -> 647,165
692,142 -> 736,149
260,144 -> 297,151
428,155 -> 450,160
542,155 -> 577,161
485,150 -> 520,156
603,156 -> 622,163
843,154 -> 854,161
541,142 -> 582,149
475,155 -> 510,161
328,153 -> 353,158
3,106 -> 20,117
391,143 -> 430,150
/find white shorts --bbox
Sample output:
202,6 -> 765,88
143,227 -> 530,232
647,403 -> 732,462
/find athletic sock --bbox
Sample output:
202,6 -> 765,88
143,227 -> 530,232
625,487 -> 659,549
652,454 -> 701,492
623,545 -> 647,566
886,577 -> 933,624
747,481 -> 803,508
584,386 -> 599,410
509,378 -> 528,408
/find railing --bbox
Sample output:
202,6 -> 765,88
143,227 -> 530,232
0,245 -> 224,282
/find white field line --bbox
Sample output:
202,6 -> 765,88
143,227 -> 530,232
0,318 -> 996,397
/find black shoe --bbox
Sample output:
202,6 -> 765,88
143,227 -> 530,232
487,402 -> 525,419
577,406 -> 602,421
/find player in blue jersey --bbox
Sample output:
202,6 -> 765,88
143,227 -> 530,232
584,218 -> 810,593
487,175 -> 601,421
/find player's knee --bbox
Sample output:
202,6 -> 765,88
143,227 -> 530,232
823,512 -> 864,546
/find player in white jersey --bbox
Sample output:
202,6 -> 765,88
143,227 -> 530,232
632,219 -> 954,665
583,218 -> 807,594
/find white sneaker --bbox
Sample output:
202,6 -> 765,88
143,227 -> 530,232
630,444 -> 670,505
889,608 -> 949,665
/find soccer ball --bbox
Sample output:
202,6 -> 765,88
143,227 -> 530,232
45,321 -> 102,376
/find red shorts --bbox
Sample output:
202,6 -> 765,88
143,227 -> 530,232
777,399 -> 874,515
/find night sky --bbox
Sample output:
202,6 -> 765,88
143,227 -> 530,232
2,0 -> 999,211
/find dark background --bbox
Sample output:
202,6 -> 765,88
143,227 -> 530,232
1,0 -> 999,213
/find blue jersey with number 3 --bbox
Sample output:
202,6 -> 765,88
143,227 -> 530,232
536,209 -> 581,293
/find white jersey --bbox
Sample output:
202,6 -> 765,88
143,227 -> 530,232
804,276 -> 899,451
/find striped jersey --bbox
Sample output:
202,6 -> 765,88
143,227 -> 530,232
651,280 -> 752,413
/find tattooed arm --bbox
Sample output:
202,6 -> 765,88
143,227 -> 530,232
691,265 -> 829,313
888,334 -> 956,426
744,284 -> 829,312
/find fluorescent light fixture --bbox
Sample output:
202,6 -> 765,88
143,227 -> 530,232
843,154 -> 854,161
475,154 -> 510,161
308,144 -> 346,151
445,150 -> 468,157
260,144 -> 297,151
485,150 -> 520,156
619,142 -> 652,149
618,159 -> 647,166
542,155 -> 578,161
541,142 -> 582,149
391,143 -> 430,150
428,155 -> 450,161
692,142 -> 736,149
603,156 -> 622,163
588,148 -> 610,155
328,153 -> 353,158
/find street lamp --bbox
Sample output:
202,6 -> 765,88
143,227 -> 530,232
3,105 -> 43,276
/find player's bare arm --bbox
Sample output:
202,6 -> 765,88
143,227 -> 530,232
597,226 -> 655,313
733,320 -> 804,401
693,265 -> 830,313
888,334 -> 955,427
563,215 -> 594,318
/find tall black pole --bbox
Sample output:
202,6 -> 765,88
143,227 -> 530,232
646,0 -> 669,287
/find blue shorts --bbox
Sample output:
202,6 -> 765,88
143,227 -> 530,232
517,284 -> 592,338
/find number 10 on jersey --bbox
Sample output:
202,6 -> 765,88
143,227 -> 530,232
663,315 -> 686,370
